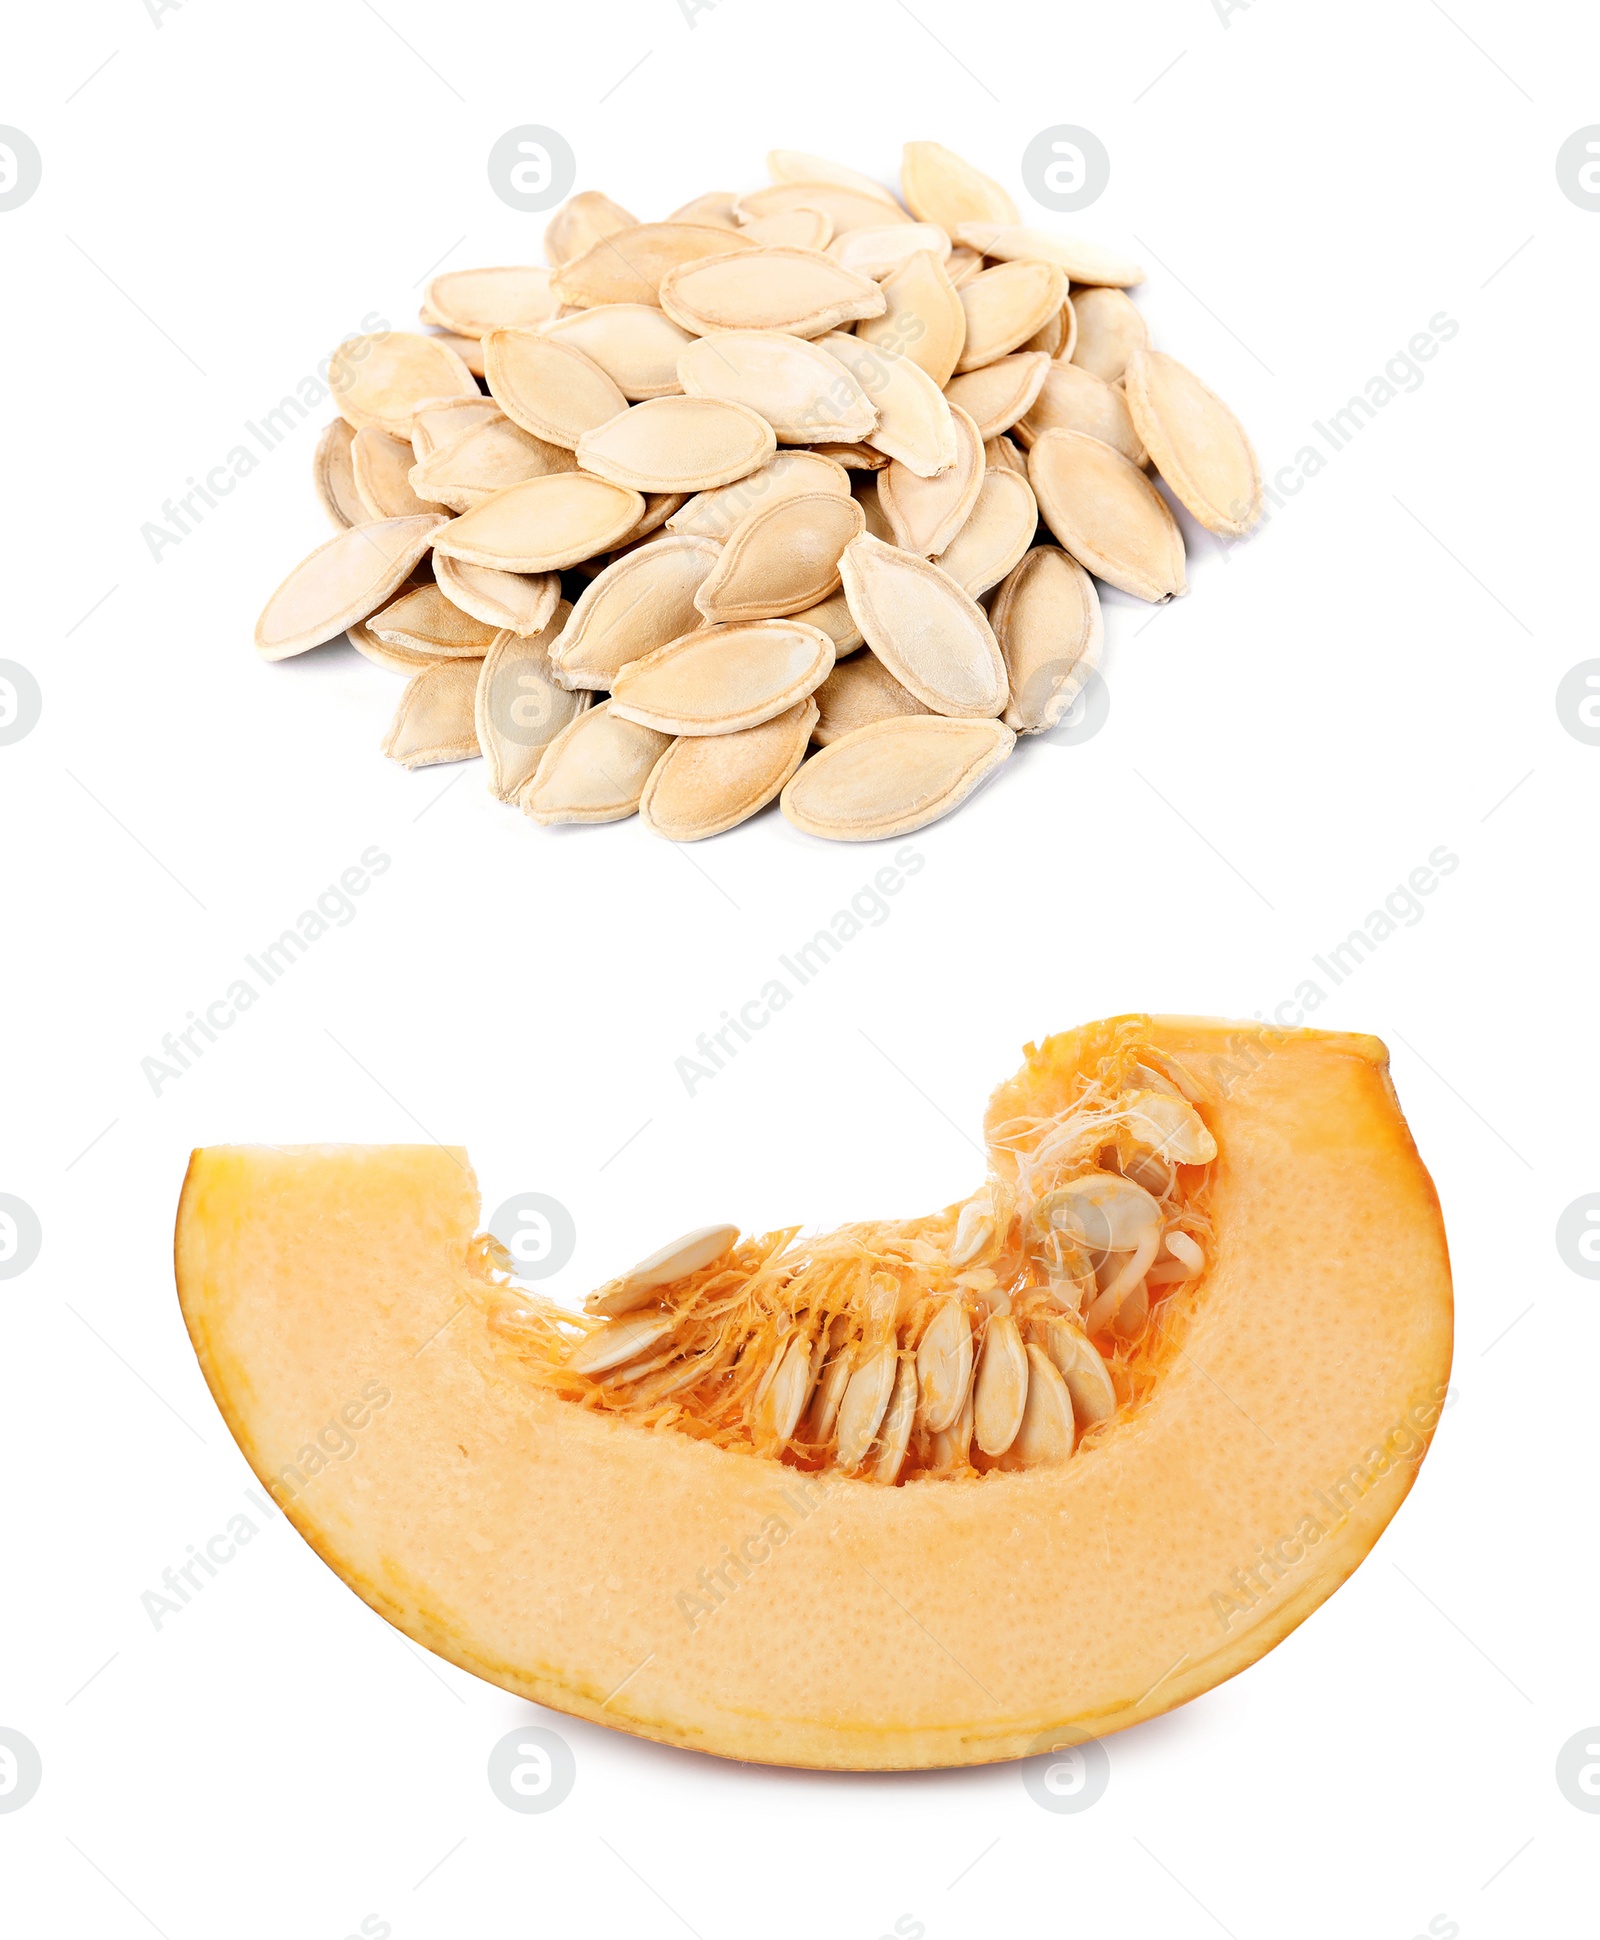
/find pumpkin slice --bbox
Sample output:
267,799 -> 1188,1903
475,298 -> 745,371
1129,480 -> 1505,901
175,1017 -> 1453,1770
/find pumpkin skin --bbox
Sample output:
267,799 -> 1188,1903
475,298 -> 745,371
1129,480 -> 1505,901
173,1016 -> 1452,1770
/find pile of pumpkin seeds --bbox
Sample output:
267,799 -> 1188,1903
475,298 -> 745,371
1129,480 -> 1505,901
255,142 -> 1263,842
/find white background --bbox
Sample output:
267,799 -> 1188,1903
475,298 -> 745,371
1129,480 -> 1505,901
3,0 -> 1595,1934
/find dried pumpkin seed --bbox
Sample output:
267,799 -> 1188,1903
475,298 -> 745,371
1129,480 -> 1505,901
519,700 -> 673,825
955,222 -> 1144,288
932,466 -> 1038,598
575,395 -> 776,493
943,352 -> 1051,439
350,430 -> 441,520
328,332 -> 478,436
765,151 -> 900,206
610,493 -> 687,549
539,303 -> 693,399
552,222 -> 754,308
659,248 -> 886,339
1070,285 -> 1149,383
638,698 -> 817,842
790,587 -> 863,658
694,490 -> 864,623
780,714 -> 1014,840
901,141 -> 1019,233
945,244 -> 983,287
829,222 -> 950,279
1022,296 -> 1077,361
426,329 -> 486,378
811,441 -> 889,470
667,449 -> 851,540
484,330 -> 629,449
432,474 -> 645,573
313,418 -> 365,528
588,1224 -> 740,1318
543,191 -> 638,270
609,619 -> 834,735
852,474 -> 895,544
1007,1345 -> 1076,1467
812,653 -> 932,746
878,402 -> 984,556
408,415 -> 576,512
984,434 -> 1028,477
474,604 -> 587,801
677,330 -> 876,444
989,546 -> 1103,733
255,514 -> 446,660
972,1314 -> 1028,1455
955,260 -> 1068,372
855,248 -> 966,387
347,617 -> 437,675
667,190 -> 742,229
408,394 -> 503,457
424,264 -> 559,336
369,584 -> 502,658
381,657 -> 484,769
1122,349 -> 1262,537
1015,359 -> 1146,465
433,554 -> 560,635
1027,428 -> 1186,602
735,181 -> 911,235
742,209 -> 833,251
818,334 -> 956,477
551,534 -> 722,691
838,533 -> 1008,716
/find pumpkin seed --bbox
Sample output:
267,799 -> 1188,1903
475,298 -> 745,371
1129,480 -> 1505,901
855,248 -> 966,388
945,245 -> 984,287
838,533 -> 1008,717
694,490 -> 864,624
659,248 -> 886,339
484,330 -> 629,449
426,329 -> 486,377
588,1224 -> 740,1317
742,209 -> 833,251
1070,285 -> 1148,383
878,403 -> 984,555
610,618 -> 834,736
1042,1318 -> 1118,1428
312,419 -> 365,528
1122,349 -> 1263,537
812,652 -> 933,746
611,493 -> 687,549
830,222 -> 950,279
347,617 -> 436,675
567,1311 -> 677,1377
1037,1171 -> 1162,1252
408,394 -> 504,459
543,191 -> 638,269
1022,296 -> 1077,360
955,222 -> 1145,288
780,714 -> 1014,840
433,554 -> 561,635
933,467 -> 1039,599
869,1357 -> 918,1483
369,584 -> 502,657
955,260 -> 1068,372
1122,1087 -> 1217,1164
1015,359 -> 1146,465
677,330 -> 876,444
901,141 -> 1019,233
552,534 -> 722,690
351,429 -> 440,520
667,449 -> 851,540
432,474 -> 645,573
638,698 -> 817,843
972,1313 -> 1028,1456
916,1299 -> 973,1433
328,332 -> 478,436
943,352 -> 1051,439
989,546 -> 1103,734
540,303 -> 694,399
853,474 -> 895,544
811,441 -> 890,470
520,700 -> 673,825
765,150 -> 900,206
735,181 -> 911,235
1006,1345 -> 1076,1467
255,514 -> 446,660
408,414 -> 576,512
381,657 -> 484,769
424,264 -> 559,336
818,335 -> 956,477
1027,429 -> 1186,602
475,604 -> 588,802
792,586 -> 864,658
576,395 -> 776,493
552,222 -> 755,308
758,1332 -> 819,1442
984,435 -> 1028,477
665,190 -> 741,229
835,1344 -> 897,1471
